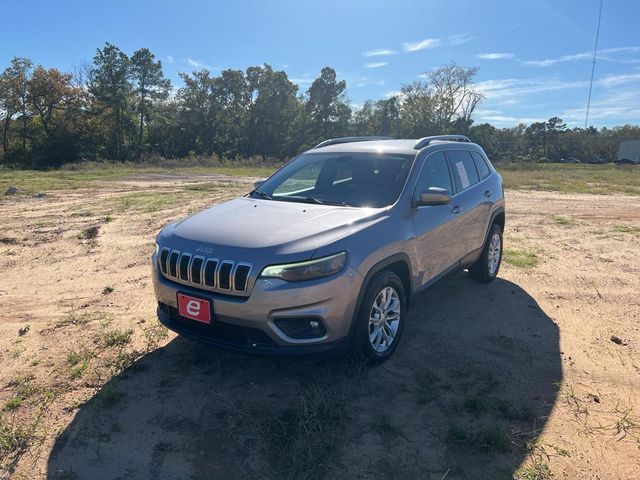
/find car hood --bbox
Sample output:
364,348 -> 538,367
160,197 -> 385,260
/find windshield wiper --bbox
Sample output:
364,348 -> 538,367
300,197 -> 350,207
251,190 -> 272,200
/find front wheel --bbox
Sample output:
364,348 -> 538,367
469,223 -> 503,282
350,271 -> 406,364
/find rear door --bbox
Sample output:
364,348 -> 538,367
410,151 -> 464,285
445,149 -> 486,255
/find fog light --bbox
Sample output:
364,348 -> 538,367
274,317 -> 327,339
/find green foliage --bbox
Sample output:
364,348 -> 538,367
2,43 -> 640,169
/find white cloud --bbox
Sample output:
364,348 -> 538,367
561,86 -> 640,124
290,77 -> 313,86
186,57 -> 209,69
448,33 -> 474,46
364,48 -> 397,57
402,38 -> 441,52
521,46 -> 640,67
166,54 -> 175,64
365,62 -> 388,69
384,90 -> 402,98
355,77 -> 385,87
475,114 -> 546,125
476,53 -> 515,60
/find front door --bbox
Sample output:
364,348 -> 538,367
410,151 -> 464,286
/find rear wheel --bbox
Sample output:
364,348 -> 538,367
469,223 -> 503,282
350,271 -> 406,364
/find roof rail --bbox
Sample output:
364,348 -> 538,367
314,136 -> 394,149
414,135 -> 471,150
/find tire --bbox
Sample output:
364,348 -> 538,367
350,271 -> 406,364
469,223 -> 503,283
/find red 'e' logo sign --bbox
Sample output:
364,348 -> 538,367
177,294 -> 211,323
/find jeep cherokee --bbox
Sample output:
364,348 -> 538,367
152,135 -> 505,362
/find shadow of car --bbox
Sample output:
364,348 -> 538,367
47,273 -> 561,479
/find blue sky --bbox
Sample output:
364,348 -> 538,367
3,0 -> 639,127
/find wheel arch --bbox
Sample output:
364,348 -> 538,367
349,253 -> 413,338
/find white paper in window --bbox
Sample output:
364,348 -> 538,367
455,161 -> 470,189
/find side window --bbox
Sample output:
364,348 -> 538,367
446,150 -> 480,192
471,151 -> 491,179
415,152 -> 453,195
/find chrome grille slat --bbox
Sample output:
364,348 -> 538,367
158,249 -> 252,295
179,253 -> 191,281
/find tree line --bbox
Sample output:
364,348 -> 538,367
1,42 -> 638,168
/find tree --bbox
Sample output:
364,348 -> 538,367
0,57 -> 33,154
90,43 -> 131,160
27,66 -> 79,137
245,64 -> 298,157
305,67 -> 350,141
130,48 -> 170,152
427,63 -> 482,133
397,81 -> 435,138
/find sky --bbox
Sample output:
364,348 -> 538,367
3,0 -> 639,128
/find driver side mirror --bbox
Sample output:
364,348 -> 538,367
416,187 -> 452,206
253,179 -> 266,189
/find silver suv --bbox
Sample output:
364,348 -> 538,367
152,135 -> 505,362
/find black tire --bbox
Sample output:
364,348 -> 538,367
469,223 -> 503,283
350,271 -> 406,364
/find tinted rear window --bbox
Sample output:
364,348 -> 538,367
471,151 -> 491,179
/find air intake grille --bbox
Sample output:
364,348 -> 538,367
159,248 -> 252,295
159,303 -> 275,346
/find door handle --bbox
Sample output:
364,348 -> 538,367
451,205 -> 462,214
484,190 -> 492,197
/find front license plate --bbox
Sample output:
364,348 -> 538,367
177,293 -> 212,323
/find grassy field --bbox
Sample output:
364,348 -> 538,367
1,166 -> 639,479
2,162 -> 638,197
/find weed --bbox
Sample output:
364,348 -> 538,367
95,383 -> 124,408
104,215 -> 113,223
415,369 -> 441,404
263,384 -> 347,479
514,457 -> 551,480
462,395 -> 490,414
613,224 -> 640,235
142,320 -> 169,351
55,308 -> 97,329
3,397 -> 23,411
17,325 -> 30,336
103,328 -> 134,347
614,409 -> 637,438
503,247 -> 539,269
78,225 -> 99,240
374,414 -> 400,443
495,399 -> 536,422
102,285 -> 114,295
550,215 -> 572,225
67,349 -> 93,380
0,415 -> 31,465
448,424 -> 510,453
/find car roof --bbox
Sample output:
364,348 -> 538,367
310,138 -> 482,156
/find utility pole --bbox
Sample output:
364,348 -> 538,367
585,0 -> 603,129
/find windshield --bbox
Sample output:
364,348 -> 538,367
253,152 -> 414,208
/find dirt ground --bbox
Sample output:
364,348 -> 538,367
0,173 -> 639,479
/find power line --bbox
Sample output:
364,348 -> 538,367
585,0 -> 604,128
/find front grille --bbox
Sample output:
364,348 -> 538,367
160,248 -> 252,295
159,303 -> 275,346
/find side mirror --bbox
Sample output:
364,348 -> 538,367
253,179 -> 266,189
416,187 -> 452,206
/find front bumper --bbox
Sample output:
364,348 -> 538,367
152,255 -> 363,355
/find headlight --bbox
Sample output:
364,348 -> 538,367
154,242 -> 160,257
260,251 -> 348,282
